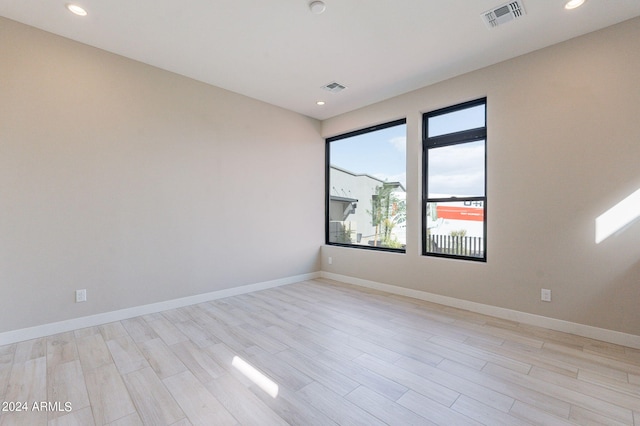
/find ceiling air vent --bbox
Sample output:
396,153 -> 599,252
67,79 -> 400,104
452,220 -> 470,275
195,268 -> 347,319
322,81 -> 347,93
482,1 -> 526,29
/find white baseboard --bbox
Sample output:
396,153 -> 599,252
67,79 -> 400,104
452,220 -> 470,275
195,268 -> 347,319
0,272 -> 320,346
6,270 -> 638,350
320,271 -> 640,350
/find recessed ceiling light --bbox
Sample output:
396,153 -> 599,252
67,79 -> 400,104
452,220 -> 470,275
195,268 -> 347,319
316,101 -> 326,106
564,0 -> 585,10
309,1 -> 326,15
66,3 -> 88,16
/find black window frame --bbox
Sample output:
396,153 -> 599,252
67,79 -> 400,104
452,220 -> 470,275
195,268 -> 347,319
326,118 -> 407,253
422,98 -> 487,262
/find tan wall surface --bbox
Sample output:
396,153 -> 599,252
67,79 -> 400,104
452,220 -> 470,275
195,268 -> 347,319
2,15 -> 638,338
0,17 -> 324,333
322,17 -> 640,336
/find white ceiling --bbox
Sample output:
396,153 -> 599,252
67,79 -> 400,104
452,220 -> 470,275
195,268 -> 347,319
2,0 -> 639,120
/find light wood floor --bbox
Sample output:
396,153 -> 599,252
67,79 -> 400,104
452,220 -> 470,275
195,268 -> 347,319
1,279 -> 639,426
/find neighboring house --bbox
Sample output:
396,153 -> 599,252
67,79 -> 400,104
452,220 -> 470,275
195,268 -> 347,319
328,165 -> 405,246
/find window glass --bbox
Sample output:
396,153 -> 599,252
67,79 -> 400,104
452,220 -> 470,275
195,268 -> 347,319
428,104 -> 485,137
427,140 -> 485,198
423,99 -> 486,261
327,120 -> 407,251
425,201 -> 485,258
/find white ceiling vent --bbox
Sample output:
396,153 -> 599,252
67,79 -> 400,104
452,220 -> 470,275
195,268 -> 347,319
322,82 -> 347,93
482,1 -> 526,28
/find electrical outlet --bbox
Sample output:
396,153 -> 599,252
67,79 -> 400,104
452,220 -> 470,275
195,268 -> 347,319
328,257 -> 333,265
75,289 -> 87,303
541,288 -> 551,302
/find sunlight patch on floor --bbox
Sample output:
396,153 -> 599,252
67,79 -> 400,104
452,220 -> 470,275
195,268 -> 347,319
232,356 -> 279,398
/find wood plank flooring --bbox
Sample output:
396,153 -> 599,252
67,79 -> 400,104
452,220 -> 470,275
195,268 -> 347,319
1,278 -> 639,425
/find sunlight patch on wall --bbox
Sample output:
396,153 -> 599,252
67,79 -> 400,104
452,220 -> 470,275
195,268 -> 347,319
595,188 -> 640,244
232,356 -> 279,398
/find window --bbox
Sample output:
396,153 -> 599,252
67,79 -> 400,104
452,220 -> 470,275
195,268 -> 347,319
423,99 -> 487,261
326,119 -> 407,252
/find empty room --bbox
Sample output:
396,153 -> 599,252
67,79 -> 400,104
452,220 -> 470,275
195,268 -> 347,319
1,1 -> 639,425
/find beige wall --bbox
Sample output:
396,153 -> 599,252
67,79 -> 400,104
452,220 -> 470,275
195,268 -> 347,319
2,15 -> 639,339
0,17 -> 324,333
322,17 -> 640,336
